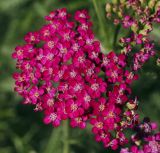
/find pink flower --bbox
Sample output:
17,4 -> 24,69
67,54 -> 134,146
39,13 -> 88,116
43,112 -> 61,127
92,97 -> 107,115
103,105 -> 121,130
108,139 -> 119,150
120,148 -> 130,153
65,100 -> 84,118
70,116 -> 87,129
12,46 -> 25,60
88,78 -> 107,98
29,86 -> 44,104
24,31 -> 40,44
57,42 -> 72,61
122,16 -> 133,28
77,91 -> 92,110
73,51 -> 86,68
124,71 -> 138,84
95,130 -> 110,145
90,116 -> 106,134
74,10 -> 90,23
106,65 -> 123,83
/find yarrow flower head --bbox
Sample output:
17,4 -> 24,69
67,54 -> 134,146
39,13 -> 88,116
12,8 -> 108,131
12,3 -> 160,152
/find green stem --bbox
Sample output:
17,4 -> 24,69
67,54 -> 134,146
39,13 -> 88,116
92,0 -> 105,34
63,120 -> 70,153
92,0 -> 111,51
44,127 -> 61,153
113,24 -> 121,50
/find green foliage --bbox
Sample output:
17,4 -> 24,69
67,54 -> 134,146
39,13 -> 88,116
0,0 -> 159,153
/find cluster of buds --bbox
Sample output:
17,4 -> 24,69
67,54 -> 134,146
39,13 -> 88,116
121,118 -> 160,153
106,0 -> 160,152
106,0 -> 160,70
12,1 -> 160,152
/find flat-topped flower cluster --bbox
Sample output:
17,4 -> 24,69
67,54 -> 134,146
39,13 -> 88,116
12,1 -> 160,152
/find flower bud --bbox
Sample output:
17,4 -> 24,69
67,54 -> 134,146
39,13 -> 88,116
155,1 -> 160,11
157,58 -> 160,66
118,11 -> 123,18
140,0 -> 145,4
112,0 -> 118,4
120,0 -> 125,4
113,6 -> 117,13
135,140 -> 141,146
106,3 -> 112,13
139,29 -> 147,36
149,0 -> 156,9
131,23 -> 138,33
114,19 -> 120,25
126,102 -> 136,110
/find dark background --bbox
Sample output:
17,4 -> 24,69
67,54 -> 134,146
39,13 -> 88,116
0,0 -> 159,153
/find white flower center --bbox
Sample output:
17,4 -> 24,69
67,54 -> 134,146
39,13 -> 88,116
17,50 -> 23,56
95,122 -> 103,129
103,57 -> 109,66
111,71 -> 118,78
79,13 -> 86,18
91,52 -> 98,59
60,47 -> 67,54
47,99 -> 54,107
70,71 -> 76,78
59,12 -> 66,17
75,117 -> 82,123
81,24 -> 88,30
72,43 -> 79,51
91,83 -> 99,91
74,83 -> 82,92
49,113 -> 57,121
78,56 -> 85,63
48,41 -> 55,49
87,68 -> 94,76
127,72 -> 134,79
58,70 -> 64,78
99,104 -> 105,111
84,95 -> 91,102
71,104 -> 78,111
86,39 -> 93,45
47,53 -> 54,60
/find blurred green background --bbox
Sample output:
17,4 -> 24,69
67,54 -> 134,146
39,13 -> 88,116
0,0 -> 159,153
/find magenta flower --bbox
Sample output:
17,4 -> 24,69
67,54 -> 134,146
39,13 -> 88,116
90,116 -> 106,134
65,100 -> 84,118
29,86 -> 44,104
12,46 -> 25,60
24,31 -> 40,44
91,97 -> 106,115
44,112 -> 61,127
74,10 -> 90,23
88,78 -> 107,98
70,116 -> 87,129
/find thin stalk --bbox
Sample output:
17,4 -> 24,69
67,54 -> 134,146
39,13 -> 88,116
44,127 -> 61,153
113,24 -> 121,50
92,0 -> 111,51
63,120 -> 70,153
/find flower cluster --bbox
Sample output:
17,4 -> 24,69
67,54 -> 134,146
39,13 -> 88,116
12,8 -> 107,128
106,0 -> 160,152
106,0 -> 160,71
12,8 -> 139,150
12,2 -> 160,152
90,51 -> 140,150
121,118 -> 160,153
